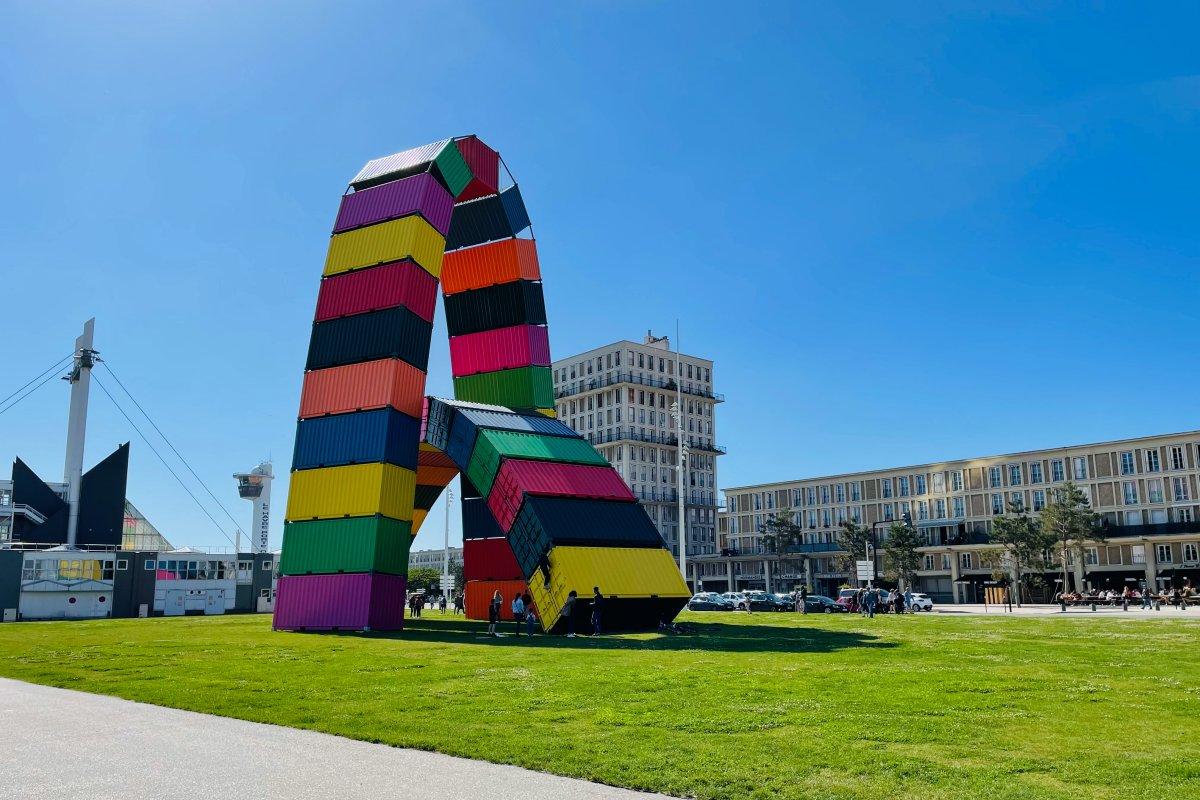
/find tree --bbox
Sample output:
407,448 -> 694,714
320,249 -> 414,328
760,510 -> 802,554
407,566 -> 442,594
833,519 -> 872,575
988,500 -> 1055,605
1040,481 -> 1103,595
450,559 -> 465,594
883,521 -> 922,589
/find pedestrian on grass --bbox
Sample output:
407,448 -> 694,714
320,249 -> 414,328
525,607 -> 538,637
563,590 -> 578,637
487,590 -> 502,636
903,587 -> 913,614
439,594 -> 447,614
799,585 -> 808,614
591,586 -> 604,635
864,588 -> 878,619
454,593 -> 464,615
512,593 -> 525,636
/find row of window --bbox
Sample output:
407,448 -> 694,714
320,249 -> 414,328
556,350 -> 711,384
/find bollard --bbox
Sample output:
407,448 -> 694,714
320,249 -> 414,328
1090,602 -> 1097,612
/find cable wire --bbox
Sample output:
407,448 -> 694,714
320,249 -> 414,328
98,361 -> 246,534
92,373 -> 238,550
0,353 -> 73,416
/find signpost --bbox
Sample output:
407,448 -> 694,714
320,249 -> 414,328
855,560 -> 875,582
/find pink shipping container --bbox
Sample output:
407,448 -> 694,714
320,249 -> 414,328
333,172 -> 454,236
273,573 -> 407,631
315,259 -> 439,323
487,458 -> 637,531
448,324 -> 550,378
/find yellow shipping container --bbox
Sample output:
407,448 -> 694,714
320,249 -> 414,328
323,216 -> 446,279
534,407 -> 557,418
528,546 -> 690,628
285,463 -> 415,522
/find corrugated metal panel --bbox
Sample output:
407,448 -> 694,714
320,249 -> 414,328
444,405 -> 577,469
298,359 -> 426,420
445,186 -> 530,250
306,306 -> 432,372
411,508 -> 427,534
274,572 -> 406,631
413,483 -> 446,510
526,547 -> 689,630
499,185 -> 531,233
449,324 -> 550,377
280,517 -> 412,576
315,259 -> 439,324
417,443 -> 457,468
285,463 -> 415,522
441,239 -> 541,295
443,280 -> 546,336
323,216 -> 445,278
535,408 -> 556,418
292,408 -> 420,471
462,496 -> 506,541
464,579 -> 528,621
453,366 -> 553,409
463,537 -> 523,581
334,173 -> 454,236
506,497 -> 663,577
453,136 -> 499,202
487,460 -> 635,531
350,139 -> 453,189
465,429 -> 608,496
431,142 -> 472,198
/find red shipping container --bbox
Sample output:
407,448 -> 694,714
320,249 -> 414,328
442,239 -> 541,295
464,537 -> 523,581
298,359 -> 426,420
454,136 -> 500,202
273,573 -> 406,631
315,259 -> 439,324
464,579 -> 534,621
449,324 -> 550,378
487,459 -> 637,531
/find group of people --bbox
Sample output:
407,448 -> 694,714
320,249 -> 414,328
1057,582 -> 1195,610
842,587 -> 913,617
485,586 -> 605,638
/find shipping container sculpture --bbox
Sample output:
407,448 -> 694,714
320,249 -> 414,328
275,136 -> 690,633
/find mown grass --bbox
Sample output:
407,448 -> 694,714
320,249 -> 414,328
0,610 -> 1196,799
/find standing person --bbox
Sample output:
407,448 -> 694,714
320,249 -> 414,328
799,584 -> 809,614
903,587 -> 913,614
439,594 -> 447,614
591,586 -> 604,635
525,606 -> 538,637
864,587 -> 878,619
454,592 -> 464,615
511,592 -> 525,636
562,590 -> 578,637
487,589 -> 502,636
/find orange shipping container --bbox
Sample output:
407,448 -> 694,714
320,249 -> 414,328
465,579 -> 535,621
441,239 -> 541,295
299,359 -> 426,420
416,465 -> 458,486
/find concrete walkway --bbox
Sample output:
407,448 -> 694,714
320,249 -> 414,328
0,678 -> 671,800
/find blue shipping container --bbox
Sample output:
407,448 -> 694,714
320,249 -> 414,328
292,408 -> 420,471
461,497 -> 506,541
445,406 -> 577,468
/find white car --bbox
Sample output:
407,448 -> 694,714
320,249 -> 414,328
909,592 -> 934,611
719,591 -> 750,611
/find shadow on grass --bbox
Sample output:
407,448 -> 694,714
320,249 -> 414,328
327,616 -> 897,654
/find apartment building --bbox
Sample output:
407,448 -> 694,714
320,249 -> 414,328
409,546 -> 464,573
551,332 -> 724,564
709,430 -> 1200,602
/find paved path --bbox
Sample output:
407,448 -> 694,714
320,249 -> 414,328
0,678 -> 671,800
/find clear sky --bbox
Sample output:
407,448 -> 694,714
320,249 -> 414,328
1,2 -> 1196,552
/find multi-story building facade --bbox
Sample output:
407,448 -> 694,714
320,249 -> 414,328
552,333 -> 724,568
710,430 -> 1200,603
409,546 -> 464,573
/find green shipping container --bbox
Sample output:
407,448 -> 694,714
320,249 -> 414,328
466,429 -> 608,496
453,366 -> 553,410
280,516 -> 413,576
434,141 -> 472,198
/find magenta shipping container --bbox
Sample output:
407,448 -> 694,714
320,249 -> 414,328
333,172 -> 454,236
449,324 -> 550,378
487,458 -> 637,531
273,573 -> 407,631
315,259 -> 439,324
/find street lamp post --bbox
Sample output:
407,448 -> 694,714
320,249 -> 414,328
670,398 -> 689,589
442,487 -> 454,601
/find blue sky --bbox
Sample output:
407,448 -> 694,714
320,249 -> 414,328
1,2 -> 1197,551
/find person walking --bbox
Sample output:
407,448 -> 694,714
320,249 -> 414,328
487,589 -> 502,637
563,590 -> 578,637
525,606 -> 538,636
439,594 -> 447,614
591,586 -> 604,636
799,585 -> 808,614
511,592 -> 525,636
864,587 -> 878,619
903,587 -> 913,614
454,593 -> 464,615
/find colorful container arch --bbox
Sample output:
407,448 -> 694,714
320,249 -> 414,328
274,136 -> 690,633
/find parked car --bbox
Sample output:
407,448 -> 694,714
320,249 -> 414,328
687,592 -> 735,611
743,590 -> 792,611
908,592 -> 934,611
719,591 -> 751,611
803,594 -> 844,613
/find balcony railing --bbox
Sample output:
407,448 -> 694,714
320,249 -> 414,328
554,371 -> 725,402
1102,521 -> 1200,538
585,428 -> 726,454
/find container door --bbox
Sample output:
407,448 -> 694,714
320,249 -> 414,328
164,590 -> 185,616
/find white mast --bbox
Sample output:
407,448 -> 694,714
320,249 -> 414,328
234,462 -> 273,554
63,318 -> 97,549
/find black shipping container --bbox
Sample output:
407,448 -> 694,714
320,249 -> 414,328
507,497 -> 665,577
443,280 -> 546,337
414,483 -> 446,509
462,496 -> 505,541
445,186 -> 530,250
306,306 -> 432,372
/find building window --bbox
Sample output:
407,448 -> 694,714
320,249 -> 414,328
1010,491 -> 1023,510
1084,547 -> 1099,566
941,553 -> 952,570
1029,462 -> 1043,484
1051,460 -> 1065,482
850,482 -> 861,501
991,494 -> 1004,515
1183,543 -> 1199,564
820,485 -> 830,504
1120,451 -> 1135,475
1131,545 -> 1146,564
898,476 -> 910,497
143,561 -> 156,571
915,475 -> 927,495
1072,457 -> 1088,480
1122,481 -> 1138,505
835,483 -> 845,503
1145,450 -> 1161,473
1172,477 -> 1190,502
1156,544 -> 1173,564
932,472 -> 945,493
1170,445 -> 1185,471
1008,465 -> 1022,486
1032,490 -> 1046,512
951,470 -> 963,492
934,499 -> 946,518
1147,479 -> 1164,504
989,467 -> 1002,488
881,479 -> 892,499
953,497 -> 965,518
959,552 -> 973,570
1106,546 -> 1122,565
116,560 -> 128,570
917,500 -> 928,521
883,504 -> 894,521
1178,508 -> 1195,523
923,554 -> 935,571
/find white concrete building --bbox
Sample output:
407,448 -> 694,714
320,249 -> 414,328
409,546 -> 464,572
551,332 -> 724,563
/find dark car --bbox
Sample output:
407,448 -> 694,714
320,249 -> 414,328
687,592 -> 735,611
803,594 -> 844,613
743,590 -> 792,611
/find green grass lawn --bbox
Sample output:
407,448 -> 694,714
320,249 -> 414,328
0,611 -> 1197,799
